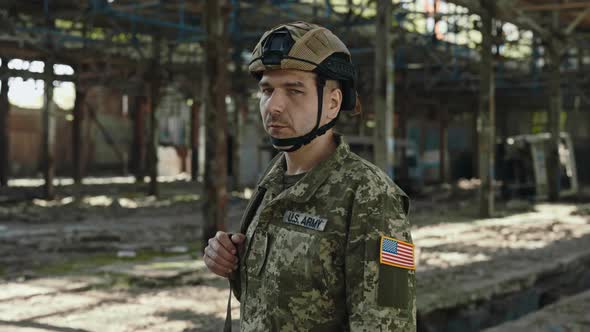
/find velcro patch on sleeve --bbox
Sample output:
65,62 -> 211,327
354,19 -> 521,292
379,236 -> 415,270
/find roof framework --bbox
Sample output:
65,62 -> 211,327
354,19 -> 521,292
0,1 -> 587,95
0,0 -> 588,217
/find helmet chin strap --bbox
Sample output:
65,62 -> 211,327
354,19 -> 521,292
269,77 -> 338,153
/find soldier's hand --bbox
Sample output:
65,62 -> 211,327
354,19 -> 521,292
203,231 -> 244,278
230,233 -> 246,253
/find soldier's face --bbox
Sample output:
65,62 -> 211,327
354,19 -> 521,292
258,69 -> 331,139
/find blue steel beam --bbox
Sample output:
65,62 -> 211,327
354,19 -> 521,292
177,0 -> 185,42
229,0 -> 240,44
105,8 -> 203,34
14,1 -> 207,49
86,0 -> 204,35
110,1 -> 161,11
325,0 -> 332,18
15,25 -> 151,47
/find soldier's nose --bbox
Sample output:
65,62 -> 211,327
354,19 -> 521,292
266,91 -> 287,113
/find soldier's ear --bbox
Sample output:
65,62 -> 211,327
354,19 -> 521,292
326,87 -> 342,120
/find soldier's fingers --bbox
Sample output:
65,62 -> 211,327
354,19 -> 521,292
209,237 -> 238,263
215,231 -> 237,255
203,252 -> 230,277
231,233 -> 246,245
204,245 -> 236,270
204,247 -> 234,274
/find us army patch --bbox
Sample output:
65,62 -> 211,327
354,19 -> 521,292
380,236 -> 415,270
283,211 -> 327,231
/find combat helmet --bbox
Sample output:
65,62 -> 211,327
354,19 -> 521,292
249,21 -> 357,152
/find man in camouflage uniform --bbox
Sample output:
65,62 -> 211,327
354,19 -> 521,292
204,21 -> 416,331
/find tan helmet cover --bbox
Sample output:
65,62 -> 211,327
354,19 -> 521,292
248,21 -> 351,75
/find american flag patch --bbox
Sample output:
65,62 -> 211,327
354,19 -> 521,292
380,236 -> 415,270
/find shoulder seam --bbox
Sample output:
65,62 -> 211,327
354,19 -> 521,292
344,152 -> 409,201
345,153 -> 393,186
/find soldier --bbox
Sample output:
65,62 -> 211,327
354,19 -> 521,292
203,21 -> 416,331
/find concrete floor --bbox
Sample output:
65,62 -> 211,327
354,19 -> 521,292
1,182 -> 589,331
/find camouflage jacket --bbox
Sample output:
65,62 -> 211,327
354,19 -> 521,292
231,136 -> 416,331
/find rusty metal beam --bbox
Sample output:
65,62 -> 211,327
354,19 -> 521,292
439,107 -> 449,183
72,84 -> 85,187
565,7 -> 590,35
190,100 -> 201,181
0,65 -> 9,187
0,42 -> 201,78
547,12 -> 562,202
42,57 -> 55,199
231,95 -> 244,191
0,67 -> 75,82
131,95 -> 147,182
518,2 -> 590,11
448,0 -> 553,40
147,38 -> 162,197
477,0 -> 495,217
86,102 -> 128,176
202,0 -> 229,249
231,42 -> 247,191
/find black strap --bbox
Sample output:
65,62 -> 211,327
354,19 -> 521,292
279,118 -> 338,152
223,187 -> 267,331
270,78 -> 328,152
224,284 -> 233,332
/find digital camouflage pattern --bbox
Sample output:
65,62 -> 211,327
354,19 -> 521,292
231,135 -> 416,331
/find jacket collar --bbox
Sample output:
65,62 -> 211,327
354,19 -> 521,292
259,135 -> 350,203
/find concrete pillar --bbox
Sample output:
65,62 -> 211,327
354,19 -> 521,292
398,74 -> 409,182
477,1 -> 495,217
374,0 -> 395,178
148,38 -> 162,197
547,12 -> 562,202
